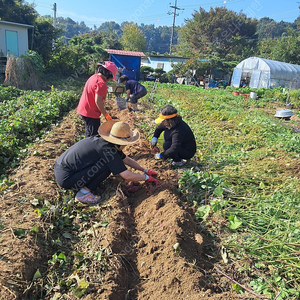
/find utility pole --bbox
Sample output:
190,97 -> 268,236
52,3 -> 57,49
168,0 -> 183,54
52,3 -> 57,27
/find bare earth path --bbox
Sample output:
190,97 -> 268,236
0,100 -> 241,299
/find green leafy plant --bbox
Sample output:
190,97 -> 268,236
151,82 -> 300,298
0,86 -> 78,175
178,169 -> 223,204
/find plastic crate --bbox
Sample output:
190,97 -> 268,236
115,97 -> 128,110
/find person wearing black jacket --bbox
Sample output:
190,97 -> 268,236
54,120 -> 160,204
150,105 -> 196,166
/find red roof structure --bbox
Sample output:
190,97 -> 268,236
106,49 -> 145,57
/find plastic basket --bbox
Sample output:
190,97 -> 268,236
115,97 -> 128,110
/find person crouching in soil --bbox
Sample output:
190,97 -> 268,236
151,105 -> 196,167
77,61 -> 117,138
119,75 -> 147,112
54,120 -> 159,204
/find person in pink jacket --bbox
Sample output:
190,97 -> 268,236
77,61 -> 117,137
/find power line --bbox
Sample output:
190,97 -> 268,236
83,13 -> 172,27
181,0 -> 246,9
35,4 -> 52,9
35,0 -> 53,4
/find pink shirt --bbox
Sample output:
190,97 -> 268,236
77,74 -> 107,119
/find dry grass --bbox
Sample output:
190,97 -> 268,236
4,55 -> 42,90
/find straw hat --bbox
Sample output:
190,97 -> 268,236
98,120 -> 140,145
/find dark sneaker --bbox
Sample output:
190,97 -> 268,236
171,160 -> 185,167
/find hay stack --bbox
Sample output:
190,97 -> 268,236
4,55 -> 42,90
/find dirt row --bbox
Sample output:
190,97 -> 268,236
0,101 -> 239,299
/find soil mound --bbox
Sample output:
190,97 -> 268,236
0,101 -> 238,299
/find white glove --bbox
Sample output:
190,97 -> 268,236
155,153 -> 162,160
151,137 -> 158,147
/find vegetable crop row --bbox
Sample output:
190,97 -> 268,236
0,86 -> 79,175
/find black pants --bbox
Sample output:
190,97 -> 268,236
81,115 -> 100,137
54,163 -> 111,192
163,141 -> 195,162
130,88 -> 147,104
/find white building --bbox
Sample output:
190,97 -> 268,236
141,55 -> 189,73
0,21 -> 34,81
0,20 -> 34,57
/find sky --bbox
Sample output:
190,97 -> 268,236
33,0 -> 300,28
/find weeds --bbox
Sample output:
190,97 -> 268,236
152,83 -> 300,299
26,193 -> 116,299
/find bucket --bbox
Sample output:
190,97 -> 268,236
250,92 -> 257,99
274,109 -> 293,119
115,97 -> 128,110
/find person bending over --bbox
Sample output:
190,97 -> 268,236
119,75 -> 147,112
54,120 -> 159,204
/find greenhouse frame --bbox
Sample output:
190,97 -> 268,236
231,57 -> 300,89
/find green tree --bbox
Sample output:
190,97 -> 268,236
179,7 -> 258,61
0,0 -> 36,24
257,17 -> 296,40
140,66 -> 154,80
98,21 -> 122,37
139,24 -> 156,52
139,24 -> 179,54
258,29 -> 300,64
33,17 -> 62,64
153,67 -> 165,79
48,33 -> 108,75
119,23 -> 147,52
158,26 -> 179,54
55,17 -> 91,39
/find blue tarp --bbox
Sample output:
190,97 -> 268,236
110,54 -> 141,81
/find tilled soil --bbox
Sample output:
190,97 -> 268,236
0,100 -> 241,299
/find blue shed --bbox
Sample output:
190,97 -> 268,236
106,49 -> 145,81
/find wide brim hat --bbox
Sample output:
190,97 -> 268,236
98,61 -> 117,81
98,120 -> 140,145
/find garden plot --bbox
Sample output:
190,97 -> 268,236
0,103 -> 240,300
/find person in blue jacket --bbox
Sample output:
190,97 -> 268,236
119,75 -> 147,112
150,105 -> 196,166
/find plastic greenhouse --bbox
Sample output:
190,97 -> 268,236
231,57 -> 300,89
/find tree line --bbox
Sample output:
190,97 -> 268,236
1,0 -> 300,79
